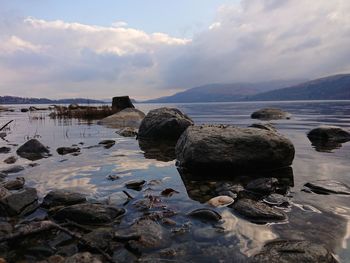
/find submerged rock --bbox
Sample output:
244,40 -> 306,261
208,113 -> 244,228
308,126 -> 350,142
138,108 -> 193,141
53,203 -> 125,225
117,127 -> 138,137
42,189 -> 87,208
187,208 -> 222,222
125,180 -> 146,191
98,108 -> 145,129
304,180 -> 350,195
0,165 -> 24,174
139,139 -> 177,162
3,156 -> 17,164
99,139 -> 115,145
176,125 -> 295,173
250,240 -> 337,263
83,228 -> 114,250
251,108 -> 291,120
246,177 -> 279,194
2,177 -> 25,190
0,187 -> 38,216
231,198 -> 286,222
0,147 -> 11,154
263,193 -> 290,206
16,139 -> 50,160
56,147 -> 80,155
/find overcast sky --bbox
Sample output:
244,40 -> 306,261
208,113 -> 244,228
1,0 -> 350,100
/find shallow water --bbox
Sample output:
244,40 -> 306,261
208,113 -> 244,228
0,100 -> 350,262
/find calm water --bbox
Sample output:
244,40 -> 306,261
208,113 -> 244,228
1,100 -> 350,262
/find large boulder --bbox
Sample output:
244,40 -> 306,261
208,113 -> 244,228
251,108 -> 291,120
138,108 -> 193,141
16,139 -> 50,161
98,108 -> 145,129
112,96 -> 135,112
176,125 -> 295,173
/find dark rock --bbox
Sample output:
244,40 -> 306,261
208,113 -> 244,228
0,132 -> 6,139
0,222 -> 12,235
112,96 -> 135,112
16,139 -> 50,160
250,240 -> 337,263
64,252 -> 103,263
42,189 -> 87,208
0,187 -> 38,216
0,147 -> 11,154
106,174 -> 120,181
83,228 -> 114,250
2,177 -> 25,190
187,208 -> 222,222
99,139 -> 115,145
176,125 -> 295,173
304,180 -> 350,195
21,108 -> 29,112
249,123 -> 277,132
263,193 -> 290,206
138,108 -> 193,141
246,177 -> 279,194
117,127 -> 137,137
53,203 -> 125,225
56,147 -> 80,155
125,180 -> 146,191
3,156 -> 17,164
0,165 -> 24,174
98,108 -> 145,129
251,108 -> 291,120
307,126 -> 350,152
232,198 -> 286,222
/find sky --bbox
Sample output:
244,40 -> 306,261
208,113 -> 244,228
1,0 -> 350,100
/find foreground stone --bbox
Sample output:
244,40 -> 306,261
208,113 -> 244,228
98,108 -> 145,129
251,108 -> 291,120
138,108 -> 193,141
57,147 -> 80,155
0,147 -> 11,154
232,198 -> 286,222
16,139 -> 50,160
0,187 -> 38,216
304,180 -> 350,195
250,240 -> 337,263
53,203 -> 125,225
42,189 -> 87,208
176,125 -> 295,172
308,126 -> 350,142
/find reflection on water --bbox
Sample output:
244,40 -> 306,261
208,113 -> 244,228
0,101 -> 350,262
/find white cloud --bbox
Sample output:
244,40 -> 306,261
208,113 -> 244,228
1,0 -> 350,99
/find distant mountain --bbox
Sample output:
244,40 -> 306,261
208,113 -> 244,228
144,80 -> 305,103
0,96 -> 106,105
248,74 -> 350,101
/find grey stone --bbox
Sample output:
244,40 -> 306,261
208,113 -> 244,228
251,108 -> 291,120
0,187 -> 38,216
16,139 -> 50,160
0,147 -> 11,154
117,127 -> 137,137
42,189 -> 87,208
57,147 -> 80,155
3,156 -> 17,164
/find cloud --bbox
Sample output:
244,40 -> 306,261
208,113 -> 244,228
1,0 -> 350,99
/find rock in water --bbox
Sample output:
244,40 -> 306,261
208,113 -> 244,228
42,189 -> 87,208
0,147 -> 11,154
175,125 -> 295,173
53,203 -> 125,225
251,108 -> 291,120
16,139 -> 50,160
2,177 -> 25,190
187,208 -> 222,222
138,108 -> 193,141
117,127 -> 138,137
112,96 -> 135,112
56,147 -> 80,155
250,240 -> 337,263
0,187 -> 38,216
207,196 -> 234,207
0,165 -> 24,174
3,156 -> 17,164
308,126 -> 350,142
98,108 -> 145,129
304,180 -> 350,195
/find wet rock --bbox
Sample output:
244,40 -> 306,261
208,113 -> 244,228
3,156 -> 17,164
0,222 -> 12,235
308,125 -> 350,142
246,177 -> 279,194
263,193 -> 290,206
53,203 -> 125,225
57,147 -> 80,155
0,187 -> 38,216
250,240 -> 337,263
176,125 -> 295,173
193,226 -> 223,241
0,132 -> 6,139
106,174 -> 120,181
232,198 -> 286,222
0,147 -> 10,154
37,255 -> 65,263
187,208 -> 222,222
21,108 -> 29,113
125,180 -> 146,191
0,173 -> 7,181
304,180 -> 350,195
112,247 -> 138,263
251,108 -> 291,120
207,196 -> 234,207
42,189 -> 87,208
65,252 -> 103,263
138,139 -> 176,162
138,107 -> 193,141
99,139 -> 115,145
117,127 -> 137,137
249,123 -> 277,132
112,96 -> 135,112
68,103 -> 79,110
98,108 -> 145,129
83,228 -> 114,250
0,165 -> 24,174
2,177 -> 25,190
16,139 -> 50,160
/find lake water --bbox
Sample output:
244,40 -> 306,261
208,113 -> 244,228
0,100 -> 350,262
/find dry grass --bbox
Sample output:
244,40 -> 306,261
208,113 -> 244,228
49,105 -> 115,120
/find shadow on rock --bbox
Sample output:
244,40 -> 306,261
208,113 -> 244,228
138,139 -> 176,162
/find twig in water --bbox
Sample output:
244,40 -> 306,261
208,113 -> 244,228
0,120 -> 13,131
123,190 -> 134,200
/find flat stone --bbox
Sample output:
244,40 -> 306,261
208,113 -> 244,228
125,180 -> 146,191
98,108 -> 145,129
207,196 -> 234,207
117,127 -> 138,137
304,180 -> 350,195
2,177 -> 25,190
187,208 -> 222,222
42,189 -> 87,208
0,147 -> 11,154
0,187 -> 38,216
0,165 -> 24,174
251,108 -> 291,120
99,140 -> 115,145
308,125 -> 350,142
56,147 -> 80,155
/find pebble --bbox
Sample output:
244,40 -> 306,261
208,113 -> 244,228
207,195 -> 234,207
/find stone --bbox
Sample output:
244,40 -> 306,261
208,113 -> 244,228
112,96 -> 135,112
251,108 -> 291,120
246,177 -> 279,194
56,147 -> 80,155
231,198 -> 286,222
98,108 -> 145,129
249,123 -> 277,132
3,156 -> 17,164
304,180 -> 350,195
68,104 -> 79,110
207,196 -> 234,207
0,165 -> 24,174
193,226 -> 223,241
0,132 -> 6,139
308,125 -> 350,143
263,193 -> 290,206
65,252 -> 103,263
117,127 -> 137,137
42,189 -> 87,208
53,203 -> 125,225
138,107 -> 193,141
138,139 -> 176,162
125,180 -> 146,191
98,140 -> 115,145
21,108 -> 29,113
16,139 -> 50,161
2,177 -> 25,190
176,125 -> 295,173
0,187 -> 38,216
0,147 -> 10,154
83,228 -> 114,250
187,208 -> 222,222
250,240 -> 337,263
